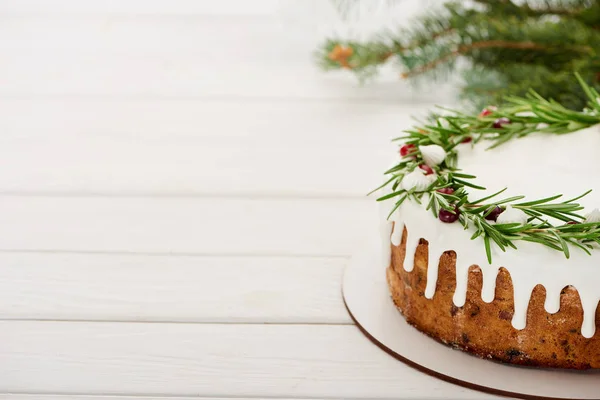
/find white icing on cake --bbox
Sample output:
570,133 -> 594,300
382,126 -> 600,338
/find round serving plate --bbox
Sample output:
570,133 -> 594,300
342,235 -> 600,400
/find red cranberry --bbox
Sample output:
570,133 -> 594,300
493,117 -> 511,129
439,207 -> 460,223
462,136 -> 473,143
479,106 -> 496,117
436,188 -> 454,195
419,164 -> 434,175
484,206 -> 504,221
400,144 -> 416,157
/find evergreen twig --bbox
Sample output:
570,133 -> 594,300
317,0 -> 600,110
376,74 -> 600,262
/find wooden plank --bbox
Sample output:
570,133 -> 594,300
0,196 -> 377,256
0,17 -> 286,54
0,0 -> 281,16
0,0 -> 435,18
0,12 -> 456,102
0,254 -> 350,323
0,135 -> 394,197
0,98 -> 417,196
0,1 -> 453,101
0,11 -> 440,55
0,50 -> 452,101
0,98 -> 422,143
0,396 -> 329,400
0,322 -> 497,399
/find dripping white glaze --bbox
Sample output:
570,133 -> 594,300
381,126 -> 600,338
390,213 -> 404,248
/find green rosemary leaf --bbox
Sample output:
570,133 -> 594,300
476,205 -> 495,216
471,230 -> 483,240
535,210 -> 581,223
453,178 -> 486,190
576,72 -> 600,112
488,232 -> 507,252
520,236 -> 562,252
487,132 -> 516,149
384,164 -> 405,175
562,189 -> 593,204
367,175 -> 396,196
484,235 -> 492,264
470,187 -> 508,205
434,194 -> 452,211
456,195 -> 470,208
551,230 -> 570,259
506,240 -> 518,250
426,194 -> 437,216
445,152 -> 458,169
387,195 -> 407,219
493,195 -> 526,205
411,192 -> 423,204
556,222 -> 600,231
376,190 -> 406,202
514,194 -> 563,207
451,172 -> 477,179
567,239 -> 592,256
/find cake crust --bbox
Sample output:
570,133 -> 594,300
388,226 -> 600,369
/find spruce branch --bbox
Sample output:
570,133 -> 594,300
318,0 -> 600,110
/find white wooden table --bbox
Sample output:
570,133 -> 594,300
0,1 -> 499,399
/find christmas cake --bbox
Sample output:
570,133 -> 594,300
378,99 -> 600,369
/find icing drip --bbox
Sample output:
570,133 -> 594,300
452,258 -> 470,307
580,292 -> 599,338
424,248 -> 445,299
379,183 -> 395,269
480,267 -> 498,303
390,214 -> 404,247
402,228 -> 420,272
509,275 -> 537,330
543,283 -> 562,314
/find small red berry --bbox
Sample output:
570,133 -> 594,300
400,144 -> 416,157
493,117 -> 511,129
479,106 -> 497,117
419,164 -> 434,175
439,207 -> 460,223
484,206 -> 504,222
567,221 -> 579,225
462,136 -> 473,143
436,187 -> 454,195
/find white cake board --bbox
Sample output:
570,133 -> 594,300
342,235 -> 600,400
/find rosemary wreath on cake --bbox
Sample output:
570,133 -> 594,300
374,74 -> 600,263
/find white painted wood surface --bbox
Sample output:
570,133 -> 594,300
0,1 -> 495,399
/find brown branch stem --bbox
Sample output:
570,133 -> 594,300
398,28 -> 456,52
402,40 -> 592,78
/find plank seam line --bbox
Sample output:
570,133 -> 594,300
0,249 -> 351,258
0,93 -> 442,106
0,191 -> 371,200
0,13 -> 277,19
0,392 -> 385,400
0,319 -> 353,326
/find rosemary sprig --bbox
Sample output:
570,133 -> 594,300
376,74 -> 600,263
